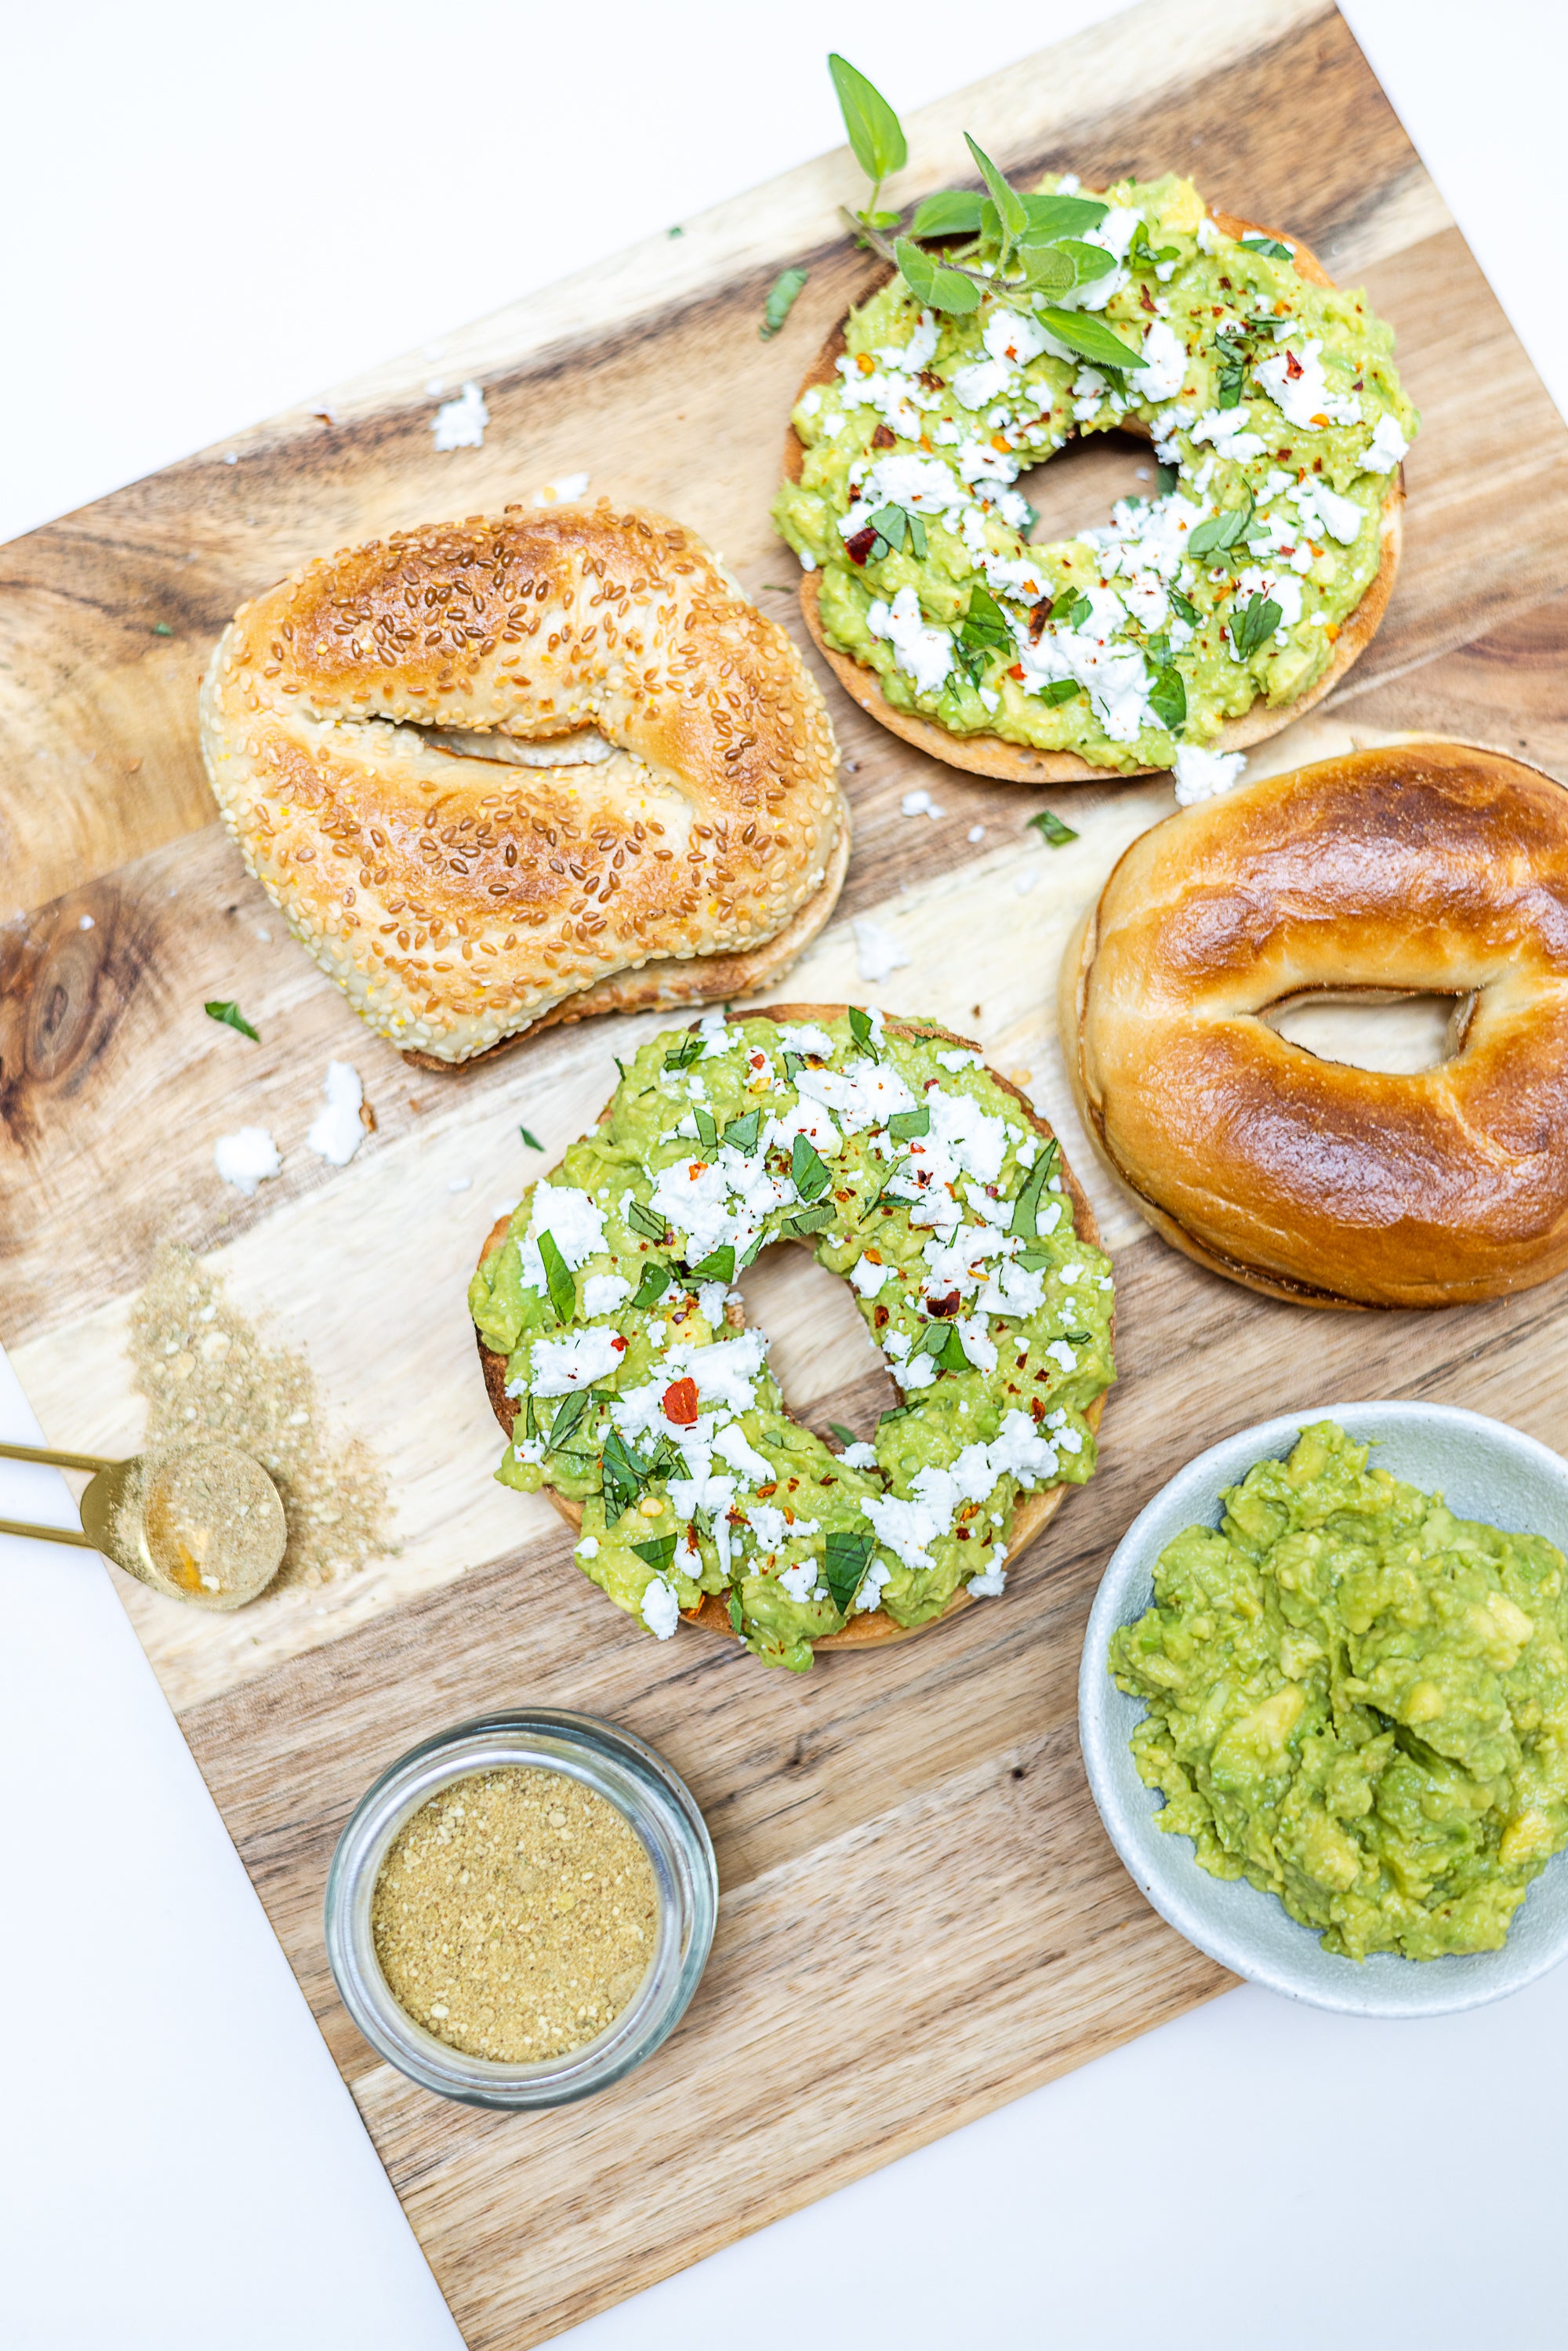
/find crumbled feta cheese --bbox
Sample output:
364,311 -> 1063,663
641,1578 -> 681,1640
713,1420 -> 774,1486
850,1254 -> 891,1297
1253,338 -> 1361,432
1363,413 -> 1409,473
535,470 -> 590,504
531,1327 -> 624,1395
432,380 -> 488,451
518,1181 -> 608,1292
583,1273 -> 631,1316
967,1551 -> 1008,1597
213,1127 -> 281,1196
840,1441 -> 879,1470
936,1048 -> 980,1071
305,1060 -> 366,1167
1174,745 -> 1247,804
1189,405 -> 1266,463
1130,319 -> 1187,404
776,1021 -> 837,1061
866,584 -> 954,695
575,1536 -> 600,1560
853,916 -> 912,985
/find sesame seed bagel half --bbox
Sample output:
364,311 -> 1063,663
200,502 -> 848,1066
782,214 -> 1403,786
475,1006 -> 1109,1653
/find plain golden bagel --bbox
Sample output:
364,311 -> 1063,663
1059,742 -> 1568,1310
199,502 -> 848,1066
784,215 -> 1403,786
475,1006 -> 1109,1653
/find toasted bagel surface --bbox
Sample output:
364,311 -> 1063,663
1060,743 -> 1568,1308
476,1007 -> 1109,1655
779,203 -> 1406,785
201,503 -> 845,1064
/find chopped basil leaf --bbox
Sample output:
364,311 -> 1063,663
1146,662 -> 1188,734
524,1392 -> 538,1441
1010,1139 -> 1060,1239
914,1318 -> 969,1371
663,1033 -> 703,1070
519,1125 -> 543,1150
1028,808 -> 1078,846
694,1107 -> 719,1153
848,1007 -> 877,1056
547,1388 -> 593,1450
722,1108 -> 763,1153
1156,462 -> 1180,497
1240,234 -> 1294,261
601,1427 -> 650,1521
626,1198 -> 666,1243
828,1423 -> 859,1447
204,1000 -> 260,1042
791,1133 -> 830,1200
1169,586 -> 1199,625
1069,593 -> 1093,629
1036,677 -> 1079,708
631,1534 -> 677,1575
781,1203 -> 834,1238
887,1105 -> 930,1140
1232,591 -> 1283,658
1186,491 -> 1255,564
728,1589 -> 745,1634
760,266 -> 808,341
538,1230 -> 575,1325
823,1528 -> 876,1616
630,1261 -> 671,1311
687,1244 -> 735,1283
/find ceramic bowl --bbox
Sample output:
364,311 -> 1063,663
1079,1400 -> 1568,2016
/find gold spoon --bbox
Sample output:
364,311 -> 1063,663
0,1437 -> 288,1609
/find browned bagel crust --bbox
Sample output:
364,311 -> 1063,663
782,214 -> 1403,785
201,502 -> 846,1065
476,1007 -> 1109,1652
1058,742 -> 1568,1310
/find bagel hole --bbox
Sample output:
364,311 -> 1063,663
735,1242 -> 896,1444
1015,430 -> 1157,550
1262,990 -> 1474,1074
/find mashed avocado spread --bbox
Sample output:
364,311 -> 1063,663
773,174 -> 1418,783
469,1009 -> 1114,1671
1111,1424 -> 1568,1959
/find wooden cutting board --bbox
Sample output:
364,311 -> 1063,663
7,0 -> 1568,2340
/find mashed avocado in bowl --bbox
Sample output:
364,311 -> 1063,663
1080,1405 -> 1568,2012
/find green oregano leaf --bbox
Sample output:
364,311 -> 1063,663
1057,236 -> 1116,286
791,1133 -> 830,1200
1014,241 -> 1075,300
823,1528 -> 876,1616
538,1231 -> 575,1325
911,190 -> 985,237
1020,192 -> 1109,240
1028,807 -> 1078,846
894,238 -> 981,316
828,54 -> 907,191
204,1000 -> 260,1042
1036,307 -> 1142,369
760,267 -> 808,341
626,1198 -> 666,1243
965,135 -> 1027,262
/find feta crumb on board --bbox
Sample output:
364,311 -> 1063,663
1174,745 -> 1248,805
535,470 -> 590,504
213,1127 -> 281,1196
431,380 -> 488,452
853,916 -> 912,985
305,1060 -> 366,1166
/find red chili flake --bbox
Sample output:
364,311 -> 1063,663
956,1526 -> 971,1540
844,526 -> 879,565
756,1481 -> 779,1499
612,1334 -> 627,1352
1028,600 -> 1049,641
1284,350 -> 1304,380
1008,662 -> 1025,680
872,423 -> 896,449
662,1377 -> 699,1425
1030,1397 -> 1046,1420
927,1290 -> 961,1319
873,1305 -> 890,1328
1139,285 -> 1155,315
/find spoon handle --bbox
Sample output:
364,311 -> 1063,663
0,1439 -> 120,1474
0,1516 -> 99,1549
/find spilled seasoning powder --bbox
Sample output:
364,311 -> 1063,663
372,1767 -> 658,2062
127,1242 -> 391,1594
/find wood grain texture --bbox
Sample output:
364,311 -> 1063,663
6,3 -> 1568,2344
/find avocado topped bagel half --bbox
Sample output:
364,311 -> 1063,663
471,1004 -> 1114,1669
775,174 -> 1413,789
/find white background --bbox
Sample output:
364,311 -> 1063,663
5,4 -> 1568,2347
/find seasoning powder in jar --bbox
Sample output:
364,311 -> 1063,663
371,1767 -> 659,2062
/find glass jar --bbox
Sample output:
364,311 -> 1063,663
324,1708 -> 717,2109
